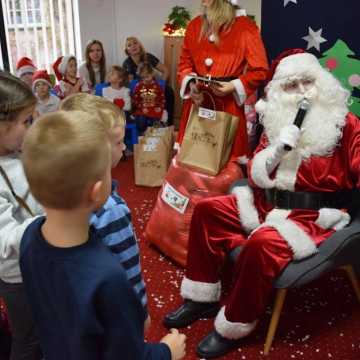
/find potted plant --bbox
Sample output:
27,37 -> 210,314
163,6 -> 191,36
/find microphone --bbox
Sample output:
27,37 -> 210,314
284,98 -> 311,151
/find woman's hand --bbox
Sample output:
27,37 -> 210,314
190,82 -> 204,106
210,81 -> 235,97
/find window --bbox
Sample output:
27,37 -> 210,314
1,0 -> 82,73
8,0 -> 42,28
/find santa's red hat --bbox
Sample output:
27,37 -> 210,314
266,49 -> 323,85
52,55 -> 76,81
32,70 -> 53,91
16,57 -> 36,77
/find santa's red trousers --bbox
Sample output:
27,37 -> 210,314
186,194 -> 294,324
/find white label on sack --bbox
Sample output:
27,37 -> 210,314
151,128 -> 167,135
198,107 -> 216,120
161,182 -> 190,214
145,137 -> 160,145
143,144 -> 157,152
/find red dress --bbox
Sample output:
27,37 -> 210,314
177,13 -> 269,160
183,113 -> 360,336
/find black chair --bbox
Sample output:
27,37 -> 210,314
229,180 -> 360,355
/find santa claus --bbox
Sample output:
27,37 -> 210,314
163,49 -> 360,358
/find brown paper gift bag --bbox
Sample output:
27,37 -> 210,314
134,134 -> 172,187
178,105 -> 239,176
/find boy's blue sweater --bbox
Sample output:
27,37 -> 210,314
20,217 -> 170,360
90,181 -> 148,313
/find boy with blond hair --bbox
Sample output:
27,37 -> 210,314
60,93 -> 148,318
19,110 -> 186,359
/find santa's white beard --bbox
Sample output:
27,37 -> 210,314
256,80 -> 349,158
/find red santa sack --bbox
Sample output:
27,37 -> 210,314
145,156 -> 243,266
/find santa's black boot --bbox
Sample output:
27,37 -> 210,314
163,300 -> 219,328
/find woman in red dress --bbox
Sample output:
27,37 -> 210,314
176,0 -> 269,160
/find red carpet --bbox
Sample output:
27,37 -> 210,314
113,158 -> 360,360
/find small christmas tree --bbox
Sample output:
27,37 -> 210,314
163,6 -> 191,36
319,39 -> 360,115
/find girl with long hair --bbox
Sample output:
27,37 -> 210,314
0,71 -> 43,360
78,39 -> 107,93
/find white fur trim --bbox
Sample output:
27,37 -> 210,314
17,65 -> 35,77
237,155 -> 248,165
59,55 -> 75,75
251,144 -> 303,191
235,8 -> 247,17
231,185 -> 260,233
215,306 -> 257,340
273,53 -> 323,82
274,151 -> 302,191
231,78 -> 247,106
258,209 -> 318,260
180,277 -> 221,302
180,73 -> 196,99
315,208 -> 351,231
250,146 -> 277,188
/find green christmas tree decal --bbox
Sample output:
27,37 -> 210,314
319,39 -> 360,116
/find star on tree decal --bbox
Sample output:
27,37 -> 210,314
284,0 -> 297,7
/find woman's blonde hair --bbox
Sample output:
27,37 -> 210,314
22,110 -> 110,209
124,36 -> 147,62
0,71 -> 36,123
200,0 -> 235,43
60,93 -> 125,130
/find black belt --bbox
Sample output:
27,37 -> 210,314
265,188 -> 357,210
199,75 -> 238,82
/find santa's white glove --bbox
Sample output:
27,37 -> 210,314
278,124 -> 301,150
251,124 -> 301,188
265,125 -> 301,173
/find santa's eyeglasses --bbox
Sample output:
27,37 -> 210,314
281,77 -> 315,93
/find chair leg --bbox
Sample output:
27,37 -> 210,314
341,265 -> 360,303
264,288 -> 287,356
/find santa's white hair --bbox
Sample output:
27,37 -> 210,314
256,54 -> 350,158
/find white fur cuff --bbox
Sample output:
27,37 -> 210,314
250,146 -> 277,188
231,185 -> 260,233
180,277 -> 221,302
231,79 -> 247,106
215,306 -> 257,340
180,73 -> 196,99
237,155 -> 248,165
315,208 -> 351,231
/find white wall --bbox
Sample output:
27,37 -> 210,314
78,0 -> 199,66
78,0 -> 262,67
240,0 -> 262,25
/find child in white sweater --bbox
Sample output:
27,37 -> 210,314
102,65 -> 131,111
0,71 -> 43,360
